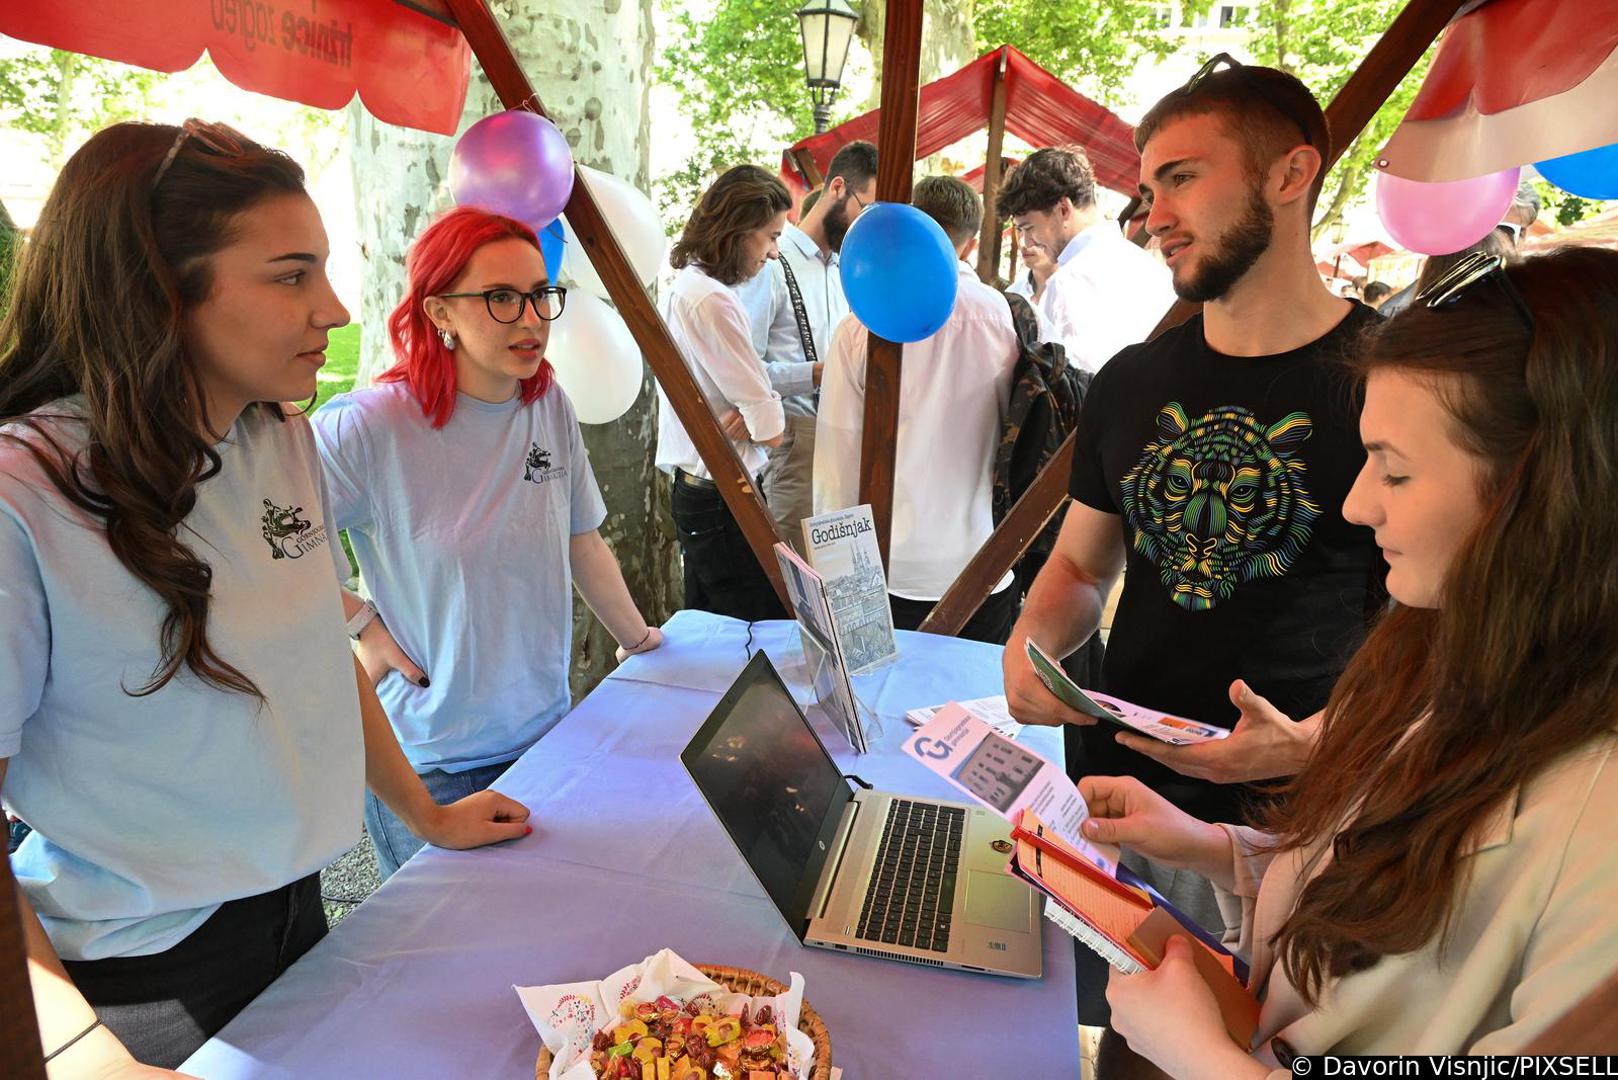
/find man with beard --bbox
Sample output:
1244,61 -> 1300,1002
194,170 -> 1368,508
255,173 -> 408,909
997,146 -> 1174,373
999,58 -> 1383,1026
732,141 -> 876,549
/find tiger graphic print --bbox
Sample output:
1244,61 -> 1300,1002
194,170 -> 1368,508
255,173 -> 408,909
1119,403 -> 1319,611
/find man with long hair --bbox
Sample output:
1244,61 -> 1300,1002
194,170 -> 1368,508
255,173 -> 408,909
1001,59 -> 1385,1027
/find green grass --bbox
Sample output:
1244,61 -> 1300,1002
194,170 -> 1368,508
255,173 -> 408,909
317,323 -> 362,405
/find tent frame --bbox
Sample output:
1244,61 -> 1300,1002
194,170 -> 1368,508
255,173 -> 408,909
0,0 -> 1485,1070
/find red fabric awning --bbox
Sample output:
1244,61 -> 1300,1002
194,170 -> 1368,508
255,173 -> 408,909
1378,0 -> 1618,181
783,45 -> 1140,198
0,0 -> 471,135
961,157 -> 1020,193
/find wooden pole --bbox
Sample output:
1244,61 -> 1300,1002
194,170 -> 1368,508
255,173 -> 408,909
444,0 -> 790,608
1,854 -> 46,1080
792,148 -> 825,189
856,0 -> 924,570
975,47 -> 1011,284
916,0 -> 1470,636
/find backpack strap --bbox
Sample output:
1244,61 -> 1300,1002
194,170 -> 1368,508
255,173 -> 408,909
777,254 -> 820,366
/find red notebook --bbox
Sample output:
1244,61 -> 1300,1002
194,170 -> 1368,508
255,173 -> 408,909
1008,809 -> 1260,1047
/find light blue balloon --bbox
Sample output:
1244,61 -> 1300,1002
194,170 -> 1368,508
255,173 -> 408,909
539,219 -> 566,280
1536,142 -> 1618,200
839,203 -> 959,343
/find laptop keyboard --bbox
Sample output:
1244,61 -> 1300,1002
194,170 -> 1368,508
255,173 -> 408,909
855,799 -> 964,952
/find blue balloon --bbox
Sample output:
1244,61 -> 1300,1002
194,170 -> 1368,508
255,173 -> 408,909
1536,142 -> 1618,200
539,219 -> 566,280
839,203 -> 959,343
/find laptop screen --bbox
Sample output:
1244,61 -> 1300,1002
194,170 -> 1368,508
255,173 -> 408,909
681,651 -> 854,934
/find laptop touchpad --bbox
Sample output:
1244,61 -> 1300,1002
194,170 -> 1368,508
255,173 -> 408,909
963,870 -> 1030,931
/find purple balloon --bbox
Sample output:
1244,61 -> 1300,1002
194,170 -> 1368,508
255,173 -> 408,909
1375,167 -> 1520,256
449,111 -> 575,228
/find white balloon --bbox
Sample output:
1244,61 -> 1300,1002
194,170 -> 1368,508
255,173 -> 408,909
546,291 -> 644,425
560,164 -> 667,298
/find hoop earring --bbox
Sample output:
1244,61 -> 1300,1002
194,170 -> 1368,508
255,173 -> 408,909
439,328 -> 456,351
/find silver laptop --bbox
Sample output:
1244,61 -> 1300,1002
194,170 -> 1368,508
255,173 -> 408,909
681,651 -> 1043,979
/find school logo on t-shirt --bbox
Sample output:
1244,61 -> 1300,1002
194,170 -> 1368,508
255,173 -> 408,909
260,498 -> 330,561
1119,403 -> 1319,612
523,441 -> 566,485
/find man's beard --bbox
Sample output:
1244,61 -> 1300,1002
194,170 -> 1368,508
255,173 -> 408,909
1174,186 -> 1274,303
824,195 -> 856,252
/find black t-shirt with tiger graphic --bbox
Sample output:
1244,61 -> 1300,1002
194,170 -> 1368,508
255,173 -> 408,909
1066,302 -> 1384,823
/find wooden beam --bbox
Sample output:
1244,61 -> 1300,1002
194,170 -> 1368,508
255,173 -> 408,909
916,0 -> 1468,637
1,854 -> 46,1080
793,148 -> 824,190
444,0 -> 789,608
975,47 -> 1011,284
856,0 -> 924,570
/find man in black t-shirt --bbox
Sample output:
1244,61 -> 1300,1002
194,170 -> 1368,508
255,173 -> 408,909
1002,60 -> 1383,960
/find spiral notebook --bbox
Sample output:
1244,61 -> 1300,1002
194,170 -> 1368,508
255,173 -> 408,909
1008,810 -> 1260,1047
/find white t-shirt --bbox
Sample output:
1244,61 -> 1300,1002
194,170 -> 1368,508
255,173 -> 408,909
813,261 -> 1019,600
312,382 -> 606,773
655,264 -> 785,480
1037,219 -> 1176,373
0,401 -> 363,961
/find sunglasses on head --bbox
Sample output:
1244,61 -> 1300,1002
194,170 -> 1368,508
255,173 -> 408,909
152,118 -> 252,192
1414,251 -> 1535,337
1178,53 -> 1317,149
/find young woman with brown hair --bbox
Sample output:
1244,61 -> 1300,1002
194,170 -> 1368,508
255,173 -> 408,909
655,164 -> 791,620
0,121 -> 529,1074
1080,246 -> 1618,1074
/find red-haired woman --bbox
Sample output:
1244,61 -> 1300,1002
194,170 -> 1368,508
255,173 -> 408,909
657,165 -> 791,621
1082,248 -> 1618,1073
311,206 -> 661,879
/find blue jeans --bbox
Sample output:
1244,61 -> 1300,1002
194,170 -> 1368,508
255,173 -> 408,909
364,759 -> 514,880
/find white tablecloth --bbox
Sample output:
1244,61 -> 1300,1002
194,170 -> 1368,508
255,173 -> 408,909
183,611 -> 1080,1078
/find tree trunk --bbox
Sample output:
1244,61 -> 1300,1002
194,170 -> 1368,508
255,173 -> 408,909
857,0 -> 978,109
348,0 -> 678,699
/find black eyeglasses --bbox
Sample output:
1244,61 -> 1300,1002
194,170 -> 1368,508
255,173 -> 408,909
437,286 -> 567,324
1179,53 -> 1317,149
152,118 -> 251,192
847,188 -> 868,214
1415,251 -> 1535,337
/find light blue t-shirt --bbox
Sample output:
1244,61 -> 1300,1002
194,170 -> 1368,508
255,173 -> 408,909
0,402 -> 364,961
311,382 -> 607,773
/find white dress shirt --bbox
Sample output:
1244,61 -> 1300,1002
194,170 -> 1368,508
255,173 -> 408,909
741,222 -> 849,417
655,264 -> 785,481
1037,218 -> 1175,373
729,265 -> 817,400
813,261 -> 1019,601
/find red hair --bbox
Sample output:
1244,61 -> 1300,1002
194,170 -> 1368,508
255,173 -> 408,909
378,206 -> 554,428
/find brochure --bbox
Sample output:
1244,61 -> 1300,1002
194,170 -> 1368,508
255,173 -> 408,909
904,695 -> 1023,740
1024,639 -> 1231,745
800,505 -> 898,675
775,542 -> 872,753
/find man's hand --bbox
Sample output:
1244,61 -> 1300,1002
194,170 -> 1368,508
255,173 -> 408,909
1002,632 -> 1094,728
354,617 -> 428,690
1112,680 -> 1316,783
718,408 -> 750,441
417,790 -> 531,850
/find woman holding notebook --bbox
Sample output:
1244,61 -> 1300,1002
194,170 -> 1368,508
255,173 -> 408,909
1079,247 -> 1618,1072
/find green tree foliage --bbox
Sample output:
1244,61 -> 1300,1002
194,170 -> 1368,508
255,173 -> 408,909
0,49 -> 160,167
1244,0 -> 1432,240
1530,178 -> 1611,229
973,0 -> 1203,104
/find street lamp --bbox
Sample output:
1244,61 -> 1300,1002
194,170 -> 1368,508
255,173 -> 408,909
796,0 -> 858,135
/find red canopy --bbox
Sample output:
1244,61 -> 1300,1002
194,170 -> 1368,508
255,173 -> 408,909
0,0 -> 471,135
1378,0 -> 1618,181
783,45 -> 1139,198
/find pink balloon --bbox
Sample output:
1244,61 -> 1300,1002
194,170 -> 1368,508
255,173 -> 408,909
449,111 -> 575,228
1375,167 -> 1521,256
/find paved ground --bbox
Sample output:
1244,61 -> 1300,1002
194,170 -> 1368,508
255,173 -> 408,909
319,830 -> 382,926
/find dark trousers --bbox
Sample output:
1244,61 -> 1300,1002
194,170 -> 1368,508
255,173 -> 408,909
62,874 -> 327,1068
670,470 -> 786,623
888,583 -> 1020,645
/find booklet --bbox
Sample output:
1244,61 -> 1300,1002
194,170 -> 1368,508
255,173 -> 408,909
902,702 -> 1119,875
1024,639 -> 1231,745
775,542 -> 873,754
904,695 -> 1023,740
799,505 -> 898,675
1009,809 -> 1259,1047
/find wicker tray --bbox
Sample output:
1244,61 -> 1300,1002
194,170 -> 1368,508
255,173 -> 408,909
535,964 -> 832,1080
